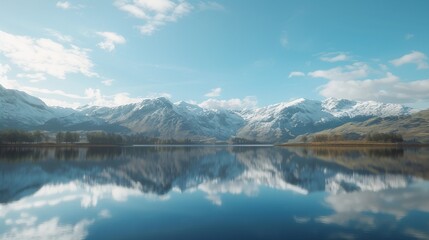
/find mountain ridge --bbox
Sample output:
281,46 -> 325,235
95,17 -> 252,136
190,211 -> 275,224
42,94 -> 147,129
0,84 -> 417,142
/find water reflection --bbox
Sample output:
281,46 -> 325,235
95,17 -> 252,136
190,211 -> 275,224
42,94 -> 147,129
0,146 -> 428,239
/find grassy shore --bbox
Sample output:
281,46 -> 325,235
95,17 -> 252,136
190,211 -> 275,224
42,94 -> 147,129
280,141 -> 429,147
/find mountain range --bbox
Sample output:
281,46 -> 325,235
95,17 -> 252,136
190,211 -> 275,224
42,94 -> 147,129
0,84 -> 419,143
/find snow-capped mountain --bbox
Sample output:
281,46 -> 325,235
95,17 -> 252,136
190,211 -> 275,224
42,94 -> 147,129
236,98 -> 413,142
79,98 -> 244,140
0,84 -> 414,142
321,97 -> 414,118
0,85 -> 73,129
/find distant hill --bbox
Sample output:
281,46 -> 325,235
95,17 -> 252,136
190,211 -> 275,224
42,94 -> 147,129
291,109 -> 429,143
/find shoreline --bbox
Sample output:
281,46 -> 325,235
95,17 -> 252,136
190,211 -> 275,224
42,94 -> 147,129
280,142 -> 429,147
1,142 -> 428,148
0,143 -> 123,148
0,143 -> 274,148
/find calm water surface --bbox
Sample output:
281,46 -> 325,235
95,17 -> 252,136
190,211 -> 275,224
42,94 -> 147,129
1,146 -> 429,240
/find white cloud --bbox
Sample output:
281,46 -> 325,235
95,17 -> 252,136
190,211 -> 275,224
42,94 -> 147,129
391,51 -> 429,69
198,1 -> 225,11
115,0 -> 193,35
0,30 -> 97,79
318,72 -> 429,104
204,87 -> 222,97
55,1 -> 83,10
199,96 -> 258,110
101,79 -> 114,86
96,32 -> 126,52
308,61 -> 429,104
288,71 -> 305,78
308,62 -> 370,81
320,52 -> 350,62
56,1 -> 70,9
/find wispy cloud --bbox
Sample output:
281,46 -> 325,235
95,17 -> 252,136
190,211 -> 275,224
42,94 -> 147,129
308,62 -> 369,81
45,28 -> 73,43
288,71 -> 305,78
390,51 -> 429,69
405,33 -> 414,40
204,87 -> 222,97
115,0 -> 193,35
101,79 -> 114,86
96,32 -> 126,52
56,1 -> 71,9
0,30 -> 97,80
280,34 -> 288,47
56,1 -> 83,10
199,96 -> 257,110
320,52 -> 350,62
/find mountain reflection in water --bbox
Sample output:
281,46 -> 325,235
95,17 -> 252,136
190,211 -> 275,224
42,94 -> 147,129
0,146 -> 428,240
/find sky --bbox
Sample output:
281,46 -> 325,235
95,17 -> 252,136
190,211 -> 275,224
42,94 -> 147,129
0,0 -> 429,110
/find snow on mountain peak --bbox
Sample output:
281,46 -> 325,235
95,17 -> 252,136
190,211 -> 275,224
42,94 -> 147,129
321,97 -> 413,118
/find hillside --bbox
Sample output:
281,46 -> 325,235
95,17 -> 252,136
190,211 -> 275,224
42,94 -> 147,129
291,109 -> 429,143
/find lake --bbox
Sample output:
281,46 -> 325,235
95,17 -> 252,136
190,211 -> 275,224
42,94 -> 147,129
1,146 -> 429,240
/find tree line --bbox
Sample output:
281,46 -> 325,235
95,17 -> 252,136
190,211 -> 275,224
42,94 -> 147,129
56,131 -> 80,143
309,132 -> 403,143
86,132 -> 123,145
0,130 -> 46,143
0,130 -> 197,145
124,133 -> 194,145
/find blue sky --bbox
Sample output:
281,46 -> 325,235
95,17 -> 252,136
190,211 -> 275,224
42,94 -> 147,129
0,0 -> 429,109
